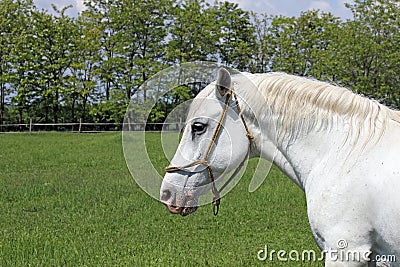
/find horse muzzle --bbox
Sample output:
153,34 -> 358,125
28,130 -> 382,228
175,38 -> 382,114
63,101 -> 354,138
161,189 -> 198,216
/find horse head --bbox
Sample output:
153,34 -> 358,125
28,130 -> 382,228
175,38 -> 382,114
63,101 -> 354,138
160,68 -> 251,216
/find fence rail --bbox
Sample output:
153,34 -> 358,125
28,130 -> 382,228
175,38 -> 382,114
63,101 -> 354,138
0,121 -> 183,133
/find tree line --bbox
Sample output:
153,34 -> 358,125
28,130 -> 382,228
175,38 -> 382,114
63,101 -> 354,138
0,0 -> 399,126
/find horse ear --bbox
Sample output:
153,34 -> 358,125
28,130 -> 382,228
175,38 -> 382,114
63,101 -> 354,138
216,68 -> 231,97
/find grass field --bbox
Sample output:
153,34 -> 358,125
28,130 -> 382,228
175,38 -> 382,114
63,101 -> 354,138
0,132 -> 323,266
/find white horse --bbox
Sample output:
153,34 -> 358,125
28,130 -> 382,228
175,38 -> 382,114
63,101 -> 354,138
160,68 -> 400,266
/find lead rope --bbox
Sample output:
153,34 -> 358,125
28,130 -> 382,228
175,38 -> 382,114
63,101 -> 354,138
165,89 -> 253,216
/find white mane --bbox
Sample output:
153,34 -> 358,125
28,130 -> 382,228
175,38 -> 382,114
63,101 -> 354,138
190,72 -> 400,148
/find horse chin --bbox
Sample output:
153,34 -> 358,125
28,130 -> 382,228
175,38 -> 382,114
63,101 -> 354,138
165,204 -> 198,216
181,206 -> 198,216
163,194 -> 199,216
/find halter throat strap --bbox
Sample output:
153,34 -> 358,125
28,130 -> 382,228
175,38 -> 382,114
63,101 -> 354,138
165,89 -> 254,215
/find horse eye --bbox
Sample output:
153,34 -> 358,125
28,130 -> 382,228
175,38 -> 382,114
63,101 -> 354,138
191,122 -> 206,134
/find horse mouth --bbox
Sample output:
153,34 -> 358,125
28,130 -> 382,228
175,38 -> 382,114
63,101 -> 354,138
160,189 -> 199,216
165,204 -> 198,216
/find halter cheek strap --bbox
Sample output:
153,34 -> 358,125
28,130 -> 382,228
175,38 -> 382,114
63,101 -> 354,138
165,89 -> 254,216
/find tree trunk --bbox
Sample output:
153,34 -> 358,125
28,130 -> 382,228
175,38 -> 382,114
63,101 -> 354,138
54,87 -> 59,124
0,82 -> 4,125
18,108 -> 23,131
82,97 -> 88,122
71,98 -> 76,122
106,80 -> 110,101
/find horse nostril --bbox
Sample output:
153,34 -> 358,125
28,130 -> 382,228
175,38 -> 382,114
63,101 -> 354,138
161,189 -> 171,202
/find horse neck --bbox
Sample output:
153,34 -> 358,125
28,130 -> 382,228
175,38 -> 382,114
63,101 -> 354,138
261,118 -> 352,191
240,88 -> 351,192
239,73 -> 393,192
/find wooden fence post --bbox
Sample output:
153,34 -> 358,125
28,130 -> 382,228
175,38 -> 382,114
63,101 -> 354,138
79,118 -> 82,133
29,118 -> 32,135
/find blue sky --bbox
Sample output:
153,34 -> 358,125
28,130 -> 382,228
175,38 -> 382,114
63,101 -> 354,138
225,0 -> 354,18
33,0 -> 354,18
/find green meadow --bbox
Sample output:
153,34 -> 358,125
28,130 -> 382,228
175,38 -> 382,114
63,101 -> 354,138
0,132 -> 322,266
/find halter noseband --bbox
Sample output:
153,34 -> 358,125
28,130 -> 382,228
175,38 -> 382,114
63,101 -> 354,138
165,88 -> 254,215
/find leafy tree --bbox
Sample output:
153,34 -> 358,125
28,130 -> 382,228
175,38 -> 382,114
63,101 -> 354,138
8,5 -> 78,124
68,10 -> 102,122
84,0 -> 122,102
1,0 -> 399,128
0,0 -> 35,124
115,0 -> 172,103
250,12 -> 275,73
212,1 -> 256,71
6,0 -> 40,124
268,11 -> 341,78
340,0 -> 400,107
32,6 -> 77,123
167,0 -> 217,64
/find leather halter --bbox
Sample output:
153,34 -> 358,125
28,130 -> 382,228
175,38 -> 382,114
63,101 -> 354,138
165,88 -> 254,215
